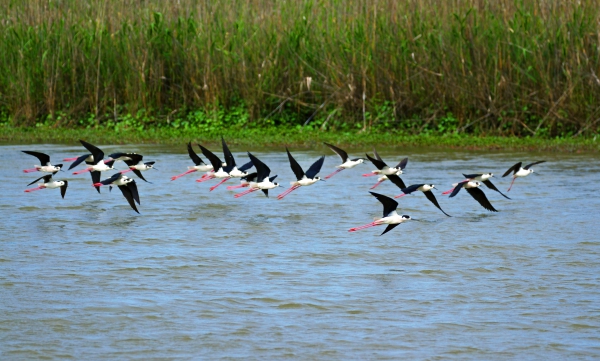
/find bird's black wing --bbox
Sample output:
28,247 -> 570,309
27,174 -> 53,186
373,148 -> 383,161
387,174 -> 407,190
131,169 -> 148,182
22,150 -> 50,165
305,156 -> 325,179
238,160 -> 254,172
187,142 -> 204,166
123,154 -> 144,167
366,153 -> 387,170
524,160 -> 546,170
424,191 -> 451,217
466,187 -> 498,212
462,173 -> 482,179
79,140 -> 105,165
118,185 -> 140,214
380,223 -> 400,236
482,180 -> 511,199
247,152 -> 270,182
449,181 -> 468,198
128,180 -> 141,205
99,172 -> 121,186
394,157 -> 408,170
262,189 -> 269,197
400,184 -> 423,195
502,162 -> 522,177
68,154 -> 92,170
60,181 -> 68,199
369,191 -> 398,217
269,175 -> 278,182
324,142 -> 349,163
221,137 -> 236,170
199,145 -> 223,171
243,172 -> 258,182
286,148 -> 306,180
91,171 -> 102,193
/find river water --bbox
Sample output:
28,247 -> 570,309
1,143 -> 599,360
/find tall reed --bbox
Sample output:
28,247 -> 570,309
0,0 -> 599,137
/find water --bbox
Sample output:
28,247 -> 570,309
1,143 -> 599,360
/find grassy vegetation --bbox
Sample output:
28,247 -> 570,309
1,0 -> 600,139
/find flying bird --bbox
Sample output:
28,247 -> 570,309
277,148 -> 325,200
196,139 -> 253,191
323,142 -> 365,179
24,174 -> 68,198
348,191 -> 412,235
119,153 -> 156,183
395,184 -> 451,217
449,180 -> 498,212
234,152 -> 280,198
502,161 -> 546,192
22,151 -> 62,174
94,173 -> 141,214
72,140 -> 116,193
171,142 -> 215,181
442,173 -> 510,199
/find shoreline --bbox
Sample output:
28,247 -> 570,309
1,126 -> 597,152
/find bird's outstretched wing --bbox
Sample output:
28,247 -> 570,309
524,160 -> 546,170
369,191 -> 398,217
22,151 -> 50,165
286,148 -> 306,180
466,187 -> 498,212
324,142 -> 349,163
502,162 -> 522,177
424,191 -> 451,217
305,156 -> 325,179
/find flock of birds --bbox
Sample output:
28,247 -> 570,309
21,138 -> 546,236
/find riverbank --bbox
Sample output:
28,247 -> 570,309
1,126 -> 596,152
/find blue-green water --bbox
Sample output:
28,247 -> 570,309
1,144 -> 599,360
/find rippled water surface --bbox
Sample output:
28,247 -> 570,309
1,143 -> 599,360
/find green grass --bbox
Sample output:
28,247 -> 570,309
1,125 -> 597,153
1,0 -> 600,137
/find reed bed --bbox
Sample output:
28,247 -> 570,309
0,0 -> 599,137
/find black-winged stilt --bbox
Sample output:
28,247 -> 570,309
171,142 -> 214,181
24,174 -> 68,198
22,151 -> 63,174
502,161 -> 546,192
119,154 -> 156,183
234,152 -> 280,198
442,173 -> 510,199
349,191 -> 411,235
94,173 -> 141,214
323,142 -> 364,179
72,140 -> 116,193
364,150 -> 408,188
196,138 -> 253,191
277,148 -> 325,200
395,184 -> 451,217
449,180 -> 498,212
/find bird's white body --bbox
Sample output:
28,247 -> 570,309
375,211 -> 411,226
213,168 -> 231,179
228,167 -> 249,178
38,180 -> 66,189
35,164 -> 61,173
338,159 -> 364,169
470,173 -> 493,181
91,162 -> 113,172
188,164 -> 213,172
294,176 -> 321,186
112,176 -> 134,186
130,163 -> 154,171
513,167 -> 533,178
464,181 -> 481,189
417,184 -> 435,192
251,178 -> 280,190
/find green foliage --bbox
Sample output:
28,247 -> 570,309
0,0 -> 599,137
